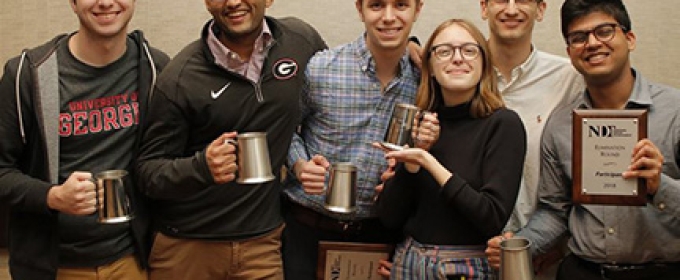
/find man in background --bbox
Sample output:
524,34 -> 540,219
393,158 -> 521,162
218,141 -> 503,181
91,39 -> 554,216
480,0 -> 583,277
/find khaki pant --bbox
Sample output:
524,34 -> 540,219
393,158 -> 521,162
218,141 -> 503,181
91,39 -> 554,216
56,254 -> 147,280
149,225 -> 284,280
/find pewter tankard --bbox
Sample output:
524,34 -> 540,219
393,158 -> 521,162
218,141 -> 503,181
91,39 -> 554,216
94,170 -> 133,224
231,132 -> 275,184
324,162 -> 357,214
500,237 -> 535,280
383,103 -> 420,151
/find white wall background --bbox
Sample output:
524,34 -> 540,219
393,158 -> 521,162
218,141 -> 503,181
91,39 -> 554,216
1,0 -> 678,87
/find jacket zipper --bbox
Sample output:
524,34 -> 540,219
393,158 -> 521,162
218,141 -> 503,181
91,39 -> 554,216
254,82 -> 264,103
254,39 -> 277,103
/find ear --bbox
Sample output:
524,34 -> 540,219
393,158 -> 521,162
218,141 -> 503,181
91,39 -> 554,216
536,1 -> 547,22
625,30 -> 636,52
356,0 -> 365,22
480,0 -> 489,20
70,0 -> 77,13
414,0 -> 424,22
566,45 -> 571,57
265,0 -> 274,8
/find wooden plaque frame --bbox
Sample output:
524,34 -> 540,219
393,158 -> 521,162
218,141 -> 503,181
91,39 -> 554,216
317,241 -> 393,280
572,109 -> 648,206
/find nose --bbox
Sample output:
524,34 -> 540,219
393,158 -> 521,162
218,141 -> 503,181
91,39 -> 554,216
225,0 -> 242,8
504,0 -> 519,15
451,48 -> 465,63
585,31 -> 602,48
383,5 -> 396,22
97,0 -> 114,7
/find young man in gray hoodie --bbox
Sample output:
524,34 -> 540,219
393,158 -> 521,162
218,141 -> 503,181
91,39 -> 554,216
0,1 -> 168,279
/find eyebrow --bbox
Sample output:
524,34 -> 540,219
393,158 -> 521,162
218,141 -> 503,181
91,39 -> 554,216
568,22 -> 619,33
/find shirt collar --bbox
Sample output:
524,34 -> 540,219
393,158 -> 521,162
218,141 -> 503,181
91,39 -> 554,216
517,45 -> 538,74
206,20 -> 273,63
355,34 -> 414,79
493,45 -> 538,82
578,69 -> 652,109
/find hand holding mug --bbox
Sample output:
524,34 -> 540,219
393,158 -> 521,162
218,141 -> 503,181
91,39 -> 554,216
413,111 -> 439,151
47,171 -> 97,215
294,155 -> 330,194
485,231 -> 515,270
206,132 -> 238,184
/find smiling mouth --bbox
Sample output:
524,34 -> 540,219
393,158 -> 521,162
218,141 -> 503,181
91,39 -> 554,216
226,10 -> 248,18
378,27 -> 403,35
585,53 -> 610,63
94,12 -> 120,16
93,11 -> 120,21
447,69 -> 469,74
500,19 -> 524,24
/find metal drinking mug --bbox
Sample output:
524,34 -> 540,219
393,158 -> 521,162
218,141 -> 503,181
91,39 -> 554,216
228,132 -> 275,184
500,237 -> 535,280
383,103 -> 420,151
94,170 -> 133,224
324,162 -> 357,214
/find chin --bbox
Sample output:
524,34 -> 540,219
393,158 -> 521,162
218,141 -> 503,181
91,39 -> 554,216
375,41 -> 406,52
499,31 -> 525,41
89,28 -> 126,39
584,72 -> 618,85
581,65 -> 613,75
441,82 -> 474,92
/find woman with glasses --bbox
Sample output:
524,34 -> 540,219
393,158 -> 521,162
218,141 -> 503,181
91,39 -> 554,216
375,19 -> 526,280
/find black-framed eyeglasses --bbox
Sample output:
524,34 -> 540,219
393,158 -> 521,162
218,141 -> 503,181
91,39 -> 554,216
565,23 -> 627,48
430,43 -> 482,62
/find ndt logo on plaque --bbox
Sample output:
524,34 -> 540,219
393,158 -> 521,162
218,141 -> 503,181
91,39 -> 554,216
588,125 -> 633,138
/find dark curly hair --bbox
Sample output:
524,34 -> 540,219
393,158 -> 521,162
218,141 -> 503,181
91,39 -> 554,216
561,0 -> 631,40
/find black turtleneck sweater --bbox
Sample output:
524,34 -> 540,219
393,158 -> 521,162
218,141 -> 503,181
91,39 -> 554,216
376,103 -> 526,245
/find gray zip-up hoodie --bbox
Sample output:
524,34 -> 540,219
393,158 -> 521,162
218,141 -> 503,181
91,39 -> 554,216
0,30 -> 168,280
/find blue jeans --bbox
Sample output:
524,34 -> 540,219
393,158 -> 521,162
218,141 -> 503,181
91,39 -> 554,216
391,237 -> 496,280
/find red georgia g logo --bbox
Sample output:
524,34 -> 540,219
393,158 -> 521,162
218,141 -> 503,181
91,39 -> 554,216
273,58 -> 298,80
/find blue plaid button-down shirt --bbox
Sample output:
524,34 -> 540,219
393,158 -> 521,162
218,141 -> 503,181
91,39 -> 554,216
285,35 -> 419,220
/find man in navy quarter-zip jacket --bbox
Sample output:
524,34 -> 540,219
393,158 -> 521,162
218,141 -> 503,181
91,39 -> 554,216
135,0 -> 326,279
